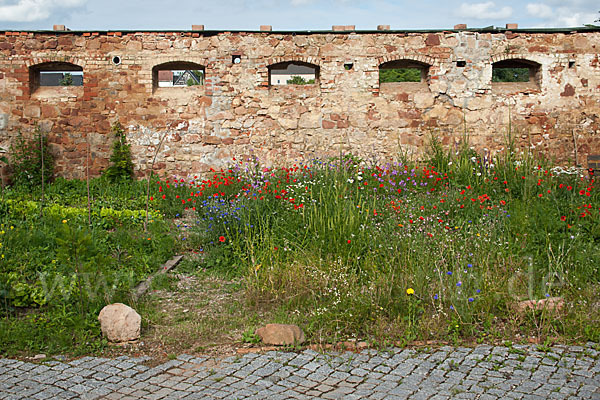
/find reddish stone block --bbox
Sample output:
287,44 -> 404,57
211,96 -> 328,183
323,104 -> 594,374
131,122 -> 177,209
396,93 -> 409,102
425,34 -> 440,46
57,36 -> 72,46
204,136 -> 221,145
41,105 -> 58,118
561,84 -> 575,97
322,120 -> 336,129
45,39 -> 58,49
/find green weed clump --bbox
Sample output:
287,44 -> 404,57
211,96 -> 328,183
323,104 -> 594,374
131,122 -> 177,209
8,128 -> 54,188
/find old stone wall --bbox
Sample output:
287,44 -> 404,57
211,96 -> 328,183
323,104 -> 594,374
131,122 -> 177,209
0,28 -> 599,179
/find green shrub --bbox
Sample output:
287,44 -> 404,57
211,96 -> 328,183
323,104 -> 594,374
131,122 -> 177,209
103,122 -> 134,182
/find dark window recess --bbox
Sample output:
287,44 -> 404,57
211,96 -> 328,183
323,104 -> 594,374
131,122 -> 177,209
492,59 -> 540,83
344,63 -> 354,70
379,60 -> 429,83
152,62 -> 205,89
30,62 -> 83,91
568,61 -> 575,68
492,67 -> 529,82
232,55 -> 242,64
457,60 -> 466,67
268,61 -> 319,86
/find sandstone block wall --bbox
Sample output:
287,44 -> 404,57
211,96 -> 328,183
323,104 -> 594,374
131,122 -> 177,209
0,28 -> 599,178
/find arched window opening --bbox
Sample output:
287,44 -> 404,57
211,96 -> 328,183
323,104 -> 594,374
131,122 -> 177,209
268,61 -> 319,86
152,61 -> 205,91
379,59 -> 430,93
29,62 -> 83,95
492,59 -> 541,92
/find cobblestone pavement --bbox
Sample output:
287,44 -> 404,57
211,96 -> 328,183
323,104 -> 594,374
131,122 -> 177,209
1,344 -> 599,399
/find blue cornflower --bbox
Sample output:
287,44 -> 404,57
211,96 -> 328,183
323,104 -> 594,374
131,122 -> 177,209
447,271 -> 452,276
468,297 -> 474,303
467,263 -> 473,268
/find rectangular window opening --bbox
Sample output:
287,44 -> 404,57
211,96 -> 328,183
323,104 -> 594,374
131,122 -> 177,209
379,68 -> 422,83
157,69 -> 204,88
269,62 -> 318,86
39,71 -> 84,87
492,67 -> 530,83
29,62 -> 84,98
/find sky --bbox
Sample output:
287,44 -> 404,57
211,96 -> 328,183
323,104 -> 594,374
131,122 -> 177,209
0,0 -> 598,31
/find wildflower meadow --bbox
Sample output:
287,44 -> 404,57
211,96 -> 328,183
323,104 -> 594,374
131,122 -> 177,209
0,136 -> 598,356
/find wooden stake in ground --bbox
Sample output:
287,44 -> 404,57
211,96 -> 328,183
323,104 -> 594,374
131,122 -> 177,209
571,129 -> 579,166
144,131 -> 168,232
86,133 -> 92,226
39,130 -> 45,218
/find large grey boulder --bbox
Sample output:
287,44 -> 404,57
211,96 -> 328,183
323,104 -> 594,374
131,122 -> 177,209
98,303 -> 141,343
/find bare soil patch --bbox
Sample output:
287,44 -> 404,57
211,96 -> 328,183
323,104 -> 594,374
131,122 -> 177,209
100,265 -> 272,364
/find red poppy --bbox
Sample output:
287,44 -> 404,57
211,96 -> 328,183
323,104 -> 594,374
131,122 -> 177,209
219,236 -> 226,242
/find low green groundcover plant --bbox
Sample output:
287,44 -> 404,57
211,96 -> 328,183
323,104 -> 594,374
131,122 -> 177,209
0,177 -> 177,356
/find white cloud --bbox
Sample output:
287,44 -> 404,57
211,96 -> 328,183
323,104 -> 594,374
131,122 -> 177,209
524,2 -> 598,27
458,2 -> 513,20
526,3 -> 553,19
0,0 -> 85,22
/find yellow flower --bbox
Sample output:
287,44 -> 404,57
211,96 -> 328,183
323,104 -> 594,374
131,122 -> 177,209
62,219 -> 67,224
10,226 -> 14,230
406,288 -> 415,295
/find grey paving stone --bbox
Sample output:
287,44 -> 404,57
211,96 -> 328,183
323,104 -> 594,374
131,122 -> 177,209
1,344 -> 598,399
